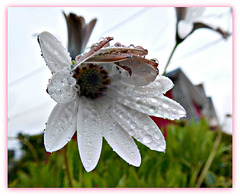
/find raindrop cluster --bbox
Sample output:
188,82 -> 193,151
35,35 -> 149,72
109,103 -> 166,151
47,68 -> 79,104
108,88 -> 186,120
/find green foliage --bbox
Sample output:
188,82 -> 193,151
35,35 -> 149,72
8,119 -> 232,188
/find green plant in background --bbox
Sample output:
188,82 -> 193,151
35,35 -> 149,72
8,119 -> 232,188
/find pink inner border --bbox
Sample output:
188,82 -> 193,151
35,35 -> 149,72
5,4 -> 234,191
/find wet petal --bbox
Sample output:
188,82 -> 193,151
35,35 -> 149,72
84,53 -> 132,63
110,75 -> 174,98
101,112 -> 141,167
84,45 -> 148,63
38,31 -> 72,73
44,98 -> 79,152
47,68 -> 79,104
96,46 -> 148,56
115,56 -> 158,86
108,103 -> 166,151
107,88 -> 186,120
77,97 -> 102,172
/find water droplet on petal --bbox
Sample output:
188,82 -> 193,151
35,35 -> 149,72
87,159 -> 92,165
154,133 -> 161,139
130,123 -> 137,129
49,134 -> 55,140
68,77 -> 76,86
128,130 -> 135,136
162,103 -> 169,109
151,98 -> 158,104
143,134 -> 153,144
62,78 -> 68,85
143,125 -> 150,131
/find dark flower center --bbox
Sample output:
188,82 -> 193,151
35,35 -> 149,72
73,64 -> 111,99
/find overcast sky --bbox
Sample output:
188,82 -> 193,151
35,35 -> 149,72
8,7 -> 232,151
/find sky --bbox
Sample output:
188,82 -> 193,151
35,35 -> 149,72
7,7 -> 232,152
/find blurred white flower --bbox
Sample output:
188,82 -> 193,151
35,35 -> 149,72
175,7 -> 230,40
38,31 -> 186,172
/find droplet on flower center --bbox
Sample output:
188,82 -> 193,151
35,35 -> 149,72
73,64 -> 111,99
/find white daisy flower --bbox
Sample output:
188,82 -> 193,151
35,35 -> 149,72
175,7 -> 230,40
38,31 -> 186,172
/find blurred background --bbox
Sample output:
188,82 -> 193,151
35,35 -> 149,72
8,7 -> 232,187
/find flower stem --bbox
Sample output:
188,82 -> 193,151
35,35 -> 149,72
64,145 -> 73,187
162,42 -> 179,76
196,130 -> 222,187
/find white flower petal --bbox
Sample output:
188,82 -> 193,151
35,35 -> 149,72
107,88 -> 186,120
38,31 -> 72,73
109,103 -> 166,152
115,57 -> 158,86
47,68 -> 79,104
102,113 -> 141,167
111,75 -> 174,98
44,98 -> 79,152
178,20 -> 194,39
77,97 -> 102,172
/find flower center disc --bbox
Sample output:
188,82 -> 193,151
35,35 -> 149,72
73,64 -> 111,99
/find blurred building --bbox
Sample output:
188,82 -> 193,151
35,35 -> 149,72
151,68 -> 219,135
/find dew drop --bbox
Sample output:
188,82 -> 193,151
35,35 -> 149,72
130,123 -> 137,129
57,127 -> 63,133
150,98 -> 158,104
119,112 -> 124,119
162,103 -> 169,109
68,77 -> 76,86
92,120 -> 97,126
62,78 -> 68,85
128,130 -> 135,136
148,105 -> 156,113
87,159 -> 92,164
143,134 -> 153,144
61,117 -> 68,124
126,88 -> 134,96
154,133 -> 161,139
143,125 -> 150,131
49,134 -> 55,140
108,129 -> 113,135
